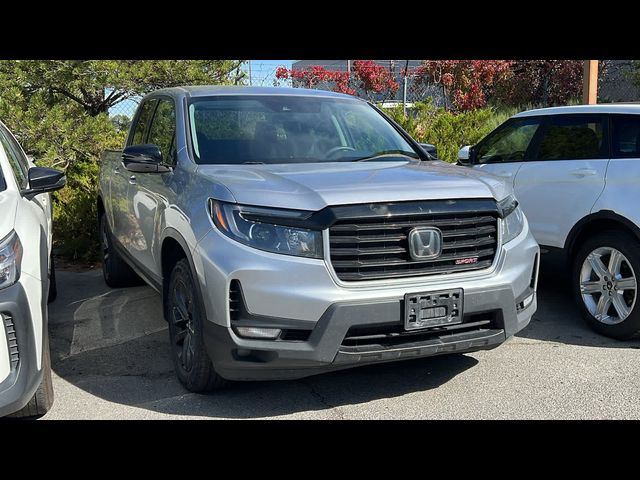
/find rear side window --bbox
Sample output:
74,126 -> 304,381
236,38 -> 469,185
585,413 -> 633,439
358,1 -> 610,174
611,115 -> 640,158
0,127 -> 28,188
0,169 -> 6,192
537,115 -> 606,161
130,99 -> 158,145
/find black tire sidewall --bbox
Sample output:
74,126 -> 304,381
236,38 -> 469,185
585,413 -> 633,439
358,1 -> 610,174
572,231 -> 640,340
166,259 -> 218,391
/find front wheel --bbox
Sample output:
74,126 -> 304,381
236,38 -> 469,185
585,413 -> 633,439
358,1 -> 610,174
166,259 -> 227,392
572,231 -> 640,340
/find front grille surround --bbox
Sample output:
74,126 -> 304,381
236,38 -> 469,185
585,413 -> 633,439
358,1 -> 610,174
326,201 -> 501,282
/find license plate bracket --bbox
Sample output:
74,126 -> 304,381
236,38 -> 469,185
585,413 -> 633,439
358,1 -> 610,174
404,288 -> 464,330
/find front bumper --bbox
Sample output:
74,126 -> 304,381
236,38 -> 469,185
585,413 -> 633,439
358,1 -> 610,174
195,220 -> 540,381
0,281 -> 43,417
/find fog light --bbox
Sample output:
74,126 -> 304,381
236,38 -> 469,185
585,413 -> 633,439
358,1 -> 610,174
235,326 -> 282,339
517,292 -> 535,312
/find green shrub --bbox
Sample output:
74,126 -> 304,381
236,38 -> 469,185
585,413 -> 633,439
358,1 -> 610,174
385,100 -> 519,162
0,60 -> 243,262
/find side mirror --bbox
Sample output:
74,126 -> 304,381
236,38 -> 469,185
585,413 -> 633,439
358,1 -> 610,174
457,145 -> 472,166
419,143 -> 437,158
122,144 -> 171,173
21,167 -> 66,200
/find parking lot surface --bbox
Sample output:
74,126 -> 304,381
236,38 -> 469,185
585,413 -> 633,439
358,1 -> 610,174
43,267 -> 640,419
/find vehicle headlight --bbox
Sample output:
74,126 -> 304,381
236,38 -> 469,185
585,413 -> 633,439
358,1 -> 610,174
0,231 -> 23,290
209,200 -> 323,259
498,195 -> 525,244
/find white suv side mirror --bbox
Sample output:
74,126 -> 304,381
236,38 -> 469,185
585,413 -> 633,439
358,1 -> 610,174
458,145 -> 471,161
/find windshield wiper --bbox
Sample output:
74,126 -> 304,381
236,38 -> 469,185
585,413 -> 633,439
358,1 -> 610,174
353,150 -> 419,162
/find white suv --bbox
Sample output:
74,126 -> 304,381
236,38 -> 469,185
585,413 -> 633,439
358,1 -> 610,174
0,121 -> 65,417
460,104 -> 640,339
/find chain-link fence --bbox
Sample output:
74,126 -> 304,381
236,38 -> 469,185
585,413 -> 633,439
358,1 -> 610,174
598,60 -> 640,102
246,60 -> 640,112
108,97 -> 140,132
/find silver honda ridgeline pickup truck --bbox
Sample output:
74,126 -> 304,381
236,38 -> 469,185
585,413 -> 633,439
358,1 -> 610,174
98,86 -> 539,392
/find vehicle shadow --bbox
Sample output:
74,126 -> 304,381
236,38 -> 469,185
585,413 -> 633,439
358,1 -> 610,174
48,270 -> 478,419
516,259 -> 640,349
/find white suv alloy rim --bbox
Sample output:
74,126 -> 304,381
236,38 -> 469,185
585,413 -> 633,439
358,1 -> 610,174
580,247 -> 637,325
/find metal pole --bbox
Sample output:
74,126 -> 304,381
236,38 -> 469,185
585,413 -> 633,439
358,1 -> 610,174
583,60 -> 598,104
248,60 -> 253,86
402,60 -> 409,115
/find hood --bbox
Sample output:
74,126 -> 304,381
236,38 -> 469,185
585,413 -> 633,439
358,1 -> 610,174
0,191 -> 17,240
197,160 -> 511,211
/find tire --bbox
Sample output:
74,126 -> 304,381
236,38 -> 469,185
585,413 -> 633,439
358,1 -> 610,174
9,336 -> 54,418
572,230 -> 640,340
166,258 -> 227,392
99,213 -> 142,288
47,254 -> 57,303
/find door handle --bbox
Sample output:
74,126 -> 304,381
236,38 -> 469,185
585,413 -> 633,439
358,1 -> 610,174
129,175 -> 137,185
497,171 -> 513,178
570,168 -> 597,178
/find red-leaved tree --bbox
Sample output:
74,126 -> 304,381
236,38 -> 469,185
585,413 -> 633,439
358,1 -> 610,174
413,60 -> 514,111
275,61 -> 399,99
492,60 -> 584,107
275,65 -> 355,95
351,60 -> 399,99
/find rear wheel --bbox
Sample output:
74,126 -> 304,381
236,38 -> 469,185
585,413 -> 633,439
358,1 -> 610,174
100,213 -> 141,288
9,336 -> 54,418
573,231 -> 640,339
167,258 -> 227,392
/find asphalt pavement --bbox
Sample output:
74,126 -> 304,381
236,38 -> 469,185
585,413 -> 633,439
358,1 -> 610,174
42,265 -> 640,419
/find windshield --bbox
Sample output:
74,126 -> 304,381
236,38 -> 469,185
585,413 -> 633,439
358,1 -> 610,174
188,95 -> 419,164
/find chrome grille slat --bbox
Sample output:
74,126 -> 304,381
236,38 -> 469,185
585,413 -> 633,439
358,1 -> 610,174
328,204 -> 499,282
329,215 -> 496,232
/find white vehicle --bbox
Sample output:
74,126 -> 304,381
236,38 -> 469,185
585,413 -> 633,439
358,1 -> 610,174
0,121 -> 65,417
460,104 -> 640,339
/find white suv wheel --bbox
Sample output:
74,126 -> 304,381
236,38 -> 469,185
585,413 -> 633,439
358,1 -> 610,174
579,247 -> 637,325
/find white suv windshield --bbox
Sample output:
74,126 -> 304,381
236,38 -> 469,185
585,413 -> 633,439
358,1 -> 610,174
188,95 -> 419,164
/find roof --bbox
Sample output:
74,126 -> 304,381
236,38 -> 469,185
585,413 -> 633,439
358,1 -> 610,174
514,103 -> 640,118
149,85 -> 358,100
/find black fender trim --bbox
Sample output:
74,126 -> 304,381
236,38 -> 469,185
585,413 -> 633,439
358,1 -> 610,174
160,228 -> 207,323
565,210 -> 640,256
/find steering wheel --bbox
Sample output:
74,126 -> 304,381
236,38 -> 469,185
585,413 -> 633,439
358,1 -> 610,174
325,145 -> 357,159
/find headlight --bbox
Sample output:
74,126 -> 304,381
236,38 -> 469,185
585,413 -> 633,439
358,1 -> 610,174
498,195 -> 525,244
0,231 -> 23,290
209,200 -> 323,259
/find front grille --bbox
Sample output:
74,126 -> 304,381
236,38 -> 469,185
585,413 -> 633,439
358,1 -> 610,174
3,314 -> 19,370
329,204 -> 499,281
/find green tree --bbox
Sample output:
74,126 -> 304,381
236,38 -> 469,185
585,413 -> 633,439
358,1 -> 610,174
0,60 -> 245,260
